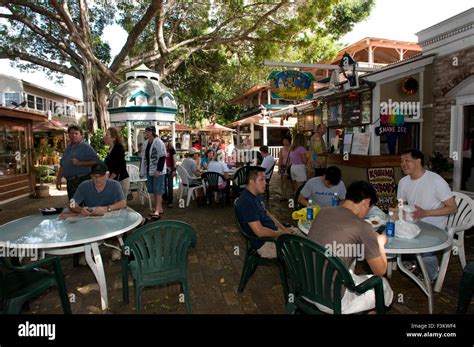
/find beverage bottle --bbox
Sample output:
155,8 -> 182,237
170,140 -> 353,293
332,193 -> 339,207
306,199 -> 314,222
386,211 -> 395,238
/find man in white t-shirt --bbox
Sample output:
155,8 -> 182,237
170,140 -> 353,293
397,148 -> 457,281
298,166 -> 346,207
259,146 -> 275,180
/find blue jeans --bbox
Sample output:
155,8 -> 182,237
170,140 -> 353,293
421,253 -> 439,281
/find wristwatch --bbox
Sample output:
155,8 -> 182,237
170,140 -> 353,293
107,206 -> 112,212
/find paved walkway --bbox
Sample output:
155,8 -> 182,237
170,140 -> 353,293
0,176 -> 472,314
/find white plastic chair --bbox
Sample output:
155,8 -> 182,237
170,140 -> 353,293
126,164 -> 152,210
434,191 -> 474,292
176,165 -> 206,207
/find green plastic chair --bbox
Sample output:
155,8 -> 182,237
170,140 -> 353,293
233,199 -> 287,297
231,166 -> 249,198
457,261 -> 474,314
276,234 -> 386,314
265,163 -> 276,199
121,220 -> 196,314
0,256 -> 71,314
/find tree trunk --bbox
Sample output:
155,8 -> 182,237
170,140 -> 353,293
82,61 -> 110,132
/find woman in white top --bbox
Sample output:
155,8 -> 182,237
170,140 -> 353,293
207,150 -> 229,189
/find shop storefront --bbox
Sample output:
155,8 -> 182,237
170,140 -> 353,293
0,106 -> 45,204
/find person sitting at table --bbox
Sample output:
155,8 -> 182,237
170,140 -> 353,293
200,149 -> 214,171
396,148 -> 457,282
208,150 -> 229,189
307,180 -> 393,314
181,148 -> 202,184
70,162 -> 126,216
297,166 -> 346,207
235,166 -> 295,259
259,145 -> 275,180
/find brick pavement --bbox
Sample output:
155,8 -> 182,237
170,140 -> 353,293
0,176 -> 472,314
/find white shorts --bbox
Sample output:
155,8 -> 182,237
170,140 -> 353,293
290,164 -> 307,182
312,271 -> 393,314
257,242 -> 277,259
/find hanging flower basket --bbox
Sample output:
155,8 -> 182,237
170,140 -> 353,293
401,77 -> 418,96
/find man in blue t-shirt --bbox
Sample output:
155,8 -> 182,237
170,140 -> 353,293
71,163 -> 126,216
235,166 -> 294,258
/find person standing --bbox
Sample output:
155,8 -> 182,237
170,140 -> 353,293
140,126 -> 167,219
397,148 -> 457,282
310,123 -> 328,177
278,136 -> 292,202
162,135 -> 176,208
56,125 -> 99,200
289,133 -> 308,191
104,127 -> 130,197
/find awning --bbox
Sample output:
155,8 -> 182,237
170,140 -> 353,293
33,119 -> 67,132
198,123 -> 233,132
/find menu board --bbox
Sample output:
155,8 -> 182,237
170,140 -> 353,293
351,132 -> 370,155
342,94 -> 361,125
361,91 -> 371,123
367,168 -> 397,212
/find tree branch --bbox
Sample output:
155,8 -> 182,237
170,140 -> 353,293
1,9 -> 82,63
108,0 -> 162,73
50,0 -> 119,84
0,48 -> 80,79
0,0 -> 67,30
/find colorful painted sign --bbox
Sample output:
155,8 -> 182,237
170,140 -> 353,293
367,168 -> 397,212
268,70 -> 315,101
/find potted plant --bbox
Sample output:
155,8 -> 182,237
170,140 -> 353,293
34,165 -> 50,198
428,152 -> 454,183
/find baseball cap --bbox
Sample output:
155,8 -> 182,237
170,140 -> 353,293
91,162 -> 108,175
145,126 -> 156,133
161,135 -> 170,142
189,148 -> 199,155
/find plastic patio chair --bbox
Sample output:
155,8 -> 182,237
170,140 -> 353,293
434,191 -> 474,292
176,165 -> 206,207
231,166 -> 249,198
0,256 -> 71,314
121,220 -> 196,314
201,171 -> 227,207
233,199 -> 287,297
265,163 -> 276,199
293,183 -> 306,211
276,234 -> 386,314
126,164 -> 152,210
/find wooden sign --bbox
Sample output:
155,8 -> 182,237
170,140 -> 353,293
367,167 -> 397,212
268,70 -> 315,101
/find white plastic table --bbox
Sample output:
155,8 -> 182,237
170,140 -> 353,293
385,221 -> 452,314
0,207 -> 143,310
298,219 -> 452,313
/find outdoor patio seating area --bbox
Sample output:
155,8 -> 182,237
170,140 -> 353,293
0,174 -> 471,314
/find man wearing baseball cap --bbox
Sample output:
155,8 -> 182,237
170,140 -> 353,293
70,162 -> 126,216
140,126 -> 167,219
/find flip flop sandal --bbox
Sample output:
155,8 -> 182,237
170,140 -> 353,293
149,213 -> 161,220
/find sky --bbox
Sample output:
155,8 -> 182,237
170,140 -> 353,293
1,0 -> 472,100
